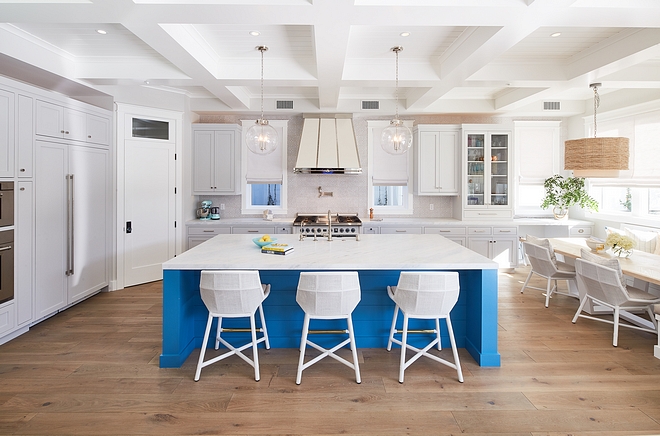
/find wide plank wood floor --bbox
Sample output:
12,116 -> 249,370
1,268 -> 660,435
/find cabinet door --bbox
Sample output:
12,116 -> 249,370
213,130 -> 235,193
466,132 -> 486,206
35,141 -> 68,319
192,130 -> 215,193
16,181 -> 34,326
17,94 -> 33,178
416,130 -> 458,195
489,133 -> 509,207
0,88 -> 14,178
468,237 -> 491,259
68,145 -> 110,303
36,100 -> 64,139
86,113 -> 111,146
65,108 -> 87,142
491,238 -> 517,268
437,131 -> 458,194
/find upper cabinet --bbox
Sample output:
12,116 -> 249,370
36,100 -> 111,146
0,88 -> 15,178
462,126 -> 513,219
192,124 -> 241,195
414,125 -> 459,196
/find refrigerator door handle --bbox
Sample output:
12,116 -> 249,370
66,174 -> 74,276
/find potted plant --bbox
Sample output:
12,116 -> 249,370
540,174 -> 599,219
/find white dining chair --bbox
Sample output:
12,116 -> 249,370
572,258 -> 660,347
194,270 -> 270,382
520,241 -> 577,307
386,271 -> 463,384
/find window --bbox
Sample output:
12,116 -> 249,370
367,120 -> 413,215
586,108 -> 660,223
513,121 -> 562,216
241,120 -> 288,214
132,118 -> 169,140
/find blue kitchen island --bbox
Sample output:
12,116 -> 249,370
160,233 -> 500,368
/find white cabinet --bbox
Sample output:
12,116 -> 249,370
363,225 -> 380,234
192,124 -> 241,194
35,141 -> 110,319
0,88 -> 14,178
463,127 -> 513,219
0,302 -> 15,337
467,226 -> 518,268
35,100 -> 111,146
16,181 -> 33,327
424,226 -> 466,246
380,226 -> 423,234
232,226 -> 276,235
414,125 -> 459,195
17,94 -> 34,178
187,226 -> 231,250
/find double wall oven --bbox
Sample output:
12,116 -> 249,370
0,182 -> 14,305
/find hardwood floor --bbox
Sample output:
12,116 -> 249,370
1,268 -> 660,435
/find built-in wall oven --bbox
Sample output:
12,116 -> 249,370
0,230 -> 13,304
0,181 -> 14,304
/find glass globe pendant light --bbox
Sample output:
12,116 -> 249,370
381,46 -> 412,155
245,45 -> 278,155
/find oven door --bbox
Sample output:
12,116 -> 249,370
0,182 -> 14,227
0,230 -> 14,304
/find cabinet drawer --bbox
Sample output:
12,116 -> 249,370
468,227 -> 492,235
188,227 -> 231,236
570,226 -> 592,236
232,227 -> 276,234
380,227 -> 423,234
424,227 -> 466,235
0,302 -> 15,337
464,210 -> 513,219
275,226 -> 292,234
493,227 -> 517,236
363,226 -> 380,234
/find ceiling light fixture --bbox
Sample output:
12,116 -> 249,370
96,29 -> 107,35
381,46 -> 412,155
550,32 -> 561,37
249,30 -> 260,36
245,45 -> 278,155
400,32 -> 410,37
564,83 -> 629,177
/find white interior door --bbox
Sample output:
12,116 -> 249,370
124,139 -> 175,287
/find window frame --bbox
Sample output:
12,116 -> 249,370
240,119 -> 288,215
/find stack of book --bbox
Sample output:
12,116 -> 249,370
261,243 -> 294,255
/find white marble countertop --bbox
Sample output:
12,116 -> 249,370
164,233 -> 498,271
186,217 -> 594,227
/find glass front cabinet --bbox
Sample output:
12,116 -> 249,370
462,127 -> 512,219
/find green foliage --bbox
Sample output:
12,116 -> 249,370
540,174 -> 599,212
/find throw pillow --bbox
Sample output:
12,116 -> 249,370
623,226 -> 657,254
526,234 -> 557,265
580,248 -> 625,286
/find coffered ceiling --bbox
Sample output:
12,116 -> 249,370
1,0 -> 660,117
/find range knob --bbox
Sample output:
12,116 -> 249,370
350,228 -> 356,233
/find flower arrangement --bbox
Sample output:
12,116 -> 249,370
605,233 -> 635,257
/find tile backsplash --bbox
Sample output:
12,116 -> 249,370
196,113 -> 505,219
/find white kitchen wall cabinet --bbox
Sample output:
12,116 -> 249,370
467,226 -> 517,268
35,100 -> 111,146
35,141 -> 110,320
192,124 -> 241,195
17,94 -> 34,178
0,88 -> 14,178
414,125 -> 459,196
462,126 -> 513,219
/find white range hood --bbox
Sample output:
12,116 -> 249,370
294,114 -> 361,174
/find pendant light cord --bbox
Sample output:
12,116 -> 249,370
259,46 -> 266,122
395,47 -> 400,120
593,84 -> 600,138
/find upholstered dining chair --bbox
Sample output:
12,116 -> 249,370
572,258 -> 660,347
520,240 -> 577,307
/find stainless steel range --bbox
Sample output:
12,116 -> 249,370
293,212 -> 362,237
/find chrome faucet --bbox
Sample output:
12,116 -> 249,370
327,209 -> 333,241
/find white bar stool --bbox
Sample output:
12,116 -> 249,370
194,270 -> 270,382
387,271 -> 464,384
295,271 -> 361,385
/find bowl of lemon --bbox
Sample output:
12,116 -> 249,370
253,234 -> 276,248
